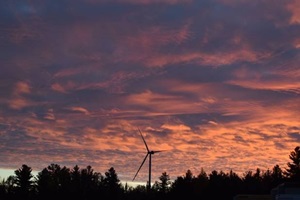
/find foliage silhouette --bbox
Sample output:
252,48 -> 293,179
285,146 -> 300,181
14,164 -> 34,200
0,146 -> 299,200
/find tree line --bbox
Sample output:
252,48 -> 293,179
0,146 -> 300,200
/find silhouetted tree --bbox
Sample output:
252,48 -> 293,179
102,167 -> 123,200
36,163 -> 71,199
194,168 -> 209,198
226,170 -> 243,198
70,165 -> 81,199
207,170 -> 228,199
58,165 -> 71,197
36,167 -> 53,200
271,164 -> 285,187
157,172 -> 171,194
4,147 -> 300,200
126,184 -> 148,200
80,165 -> 102,199
151,172 -> 171,200
0,175 -> 17,200
14,164 -> 34,200
6,175 -> 17,197
0,179 -> 5,198
261,169 -> 273,193
285,146 -> 300,181
242,169 -> 261,194
169,169 -> 195,199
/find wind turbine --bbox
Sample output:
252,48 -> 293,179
132,128 -> 163,191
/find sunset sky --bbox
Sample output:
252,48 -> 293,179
0,0 -> 300,186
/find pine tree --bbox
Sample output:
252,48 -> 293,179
285,146 -> 300,181
14,164 -> 34,199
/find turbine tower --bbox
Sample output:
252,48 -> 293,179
132,128 -> 163,191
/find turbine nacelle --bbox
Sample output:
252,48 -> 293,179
149,150 -> 162,154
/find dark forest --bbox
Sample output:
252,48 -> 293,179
1,146 -> 300,200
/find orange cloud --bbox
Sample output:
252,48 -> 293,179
44,109 -> 56,121
51,81 -> 77,93
228,79 -> 300,94
115,76 -> 299,176
68,107 -> 90,115
51,83 -> 67,93
9,81 -> 32,110
229,65 -> 300,94
124,89 -> 210,117
287,0 -> 300,24
144,48 -> 260,68
14,81 -> 31,95
9,98 -> 31,110
294,37 -> 300,48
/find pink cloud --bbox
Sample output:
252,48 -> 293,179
294,38 -> 300,48
44,109 -> 56,120
68,107 -> 90,115
145,48 -> 259,68
51,83 -> 67,93
8,81 -> 32,110
125,89 -> 208,116
51,81 -> 77,93
9,98 -> 31,110
229,67 -> 300,94
14,81 -> 31,95
287,0 -> 300,24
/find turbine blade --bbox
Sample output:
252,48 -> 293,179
138,128 -> 149,152
152,150 -> 163,153
132,153 -> 149,181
